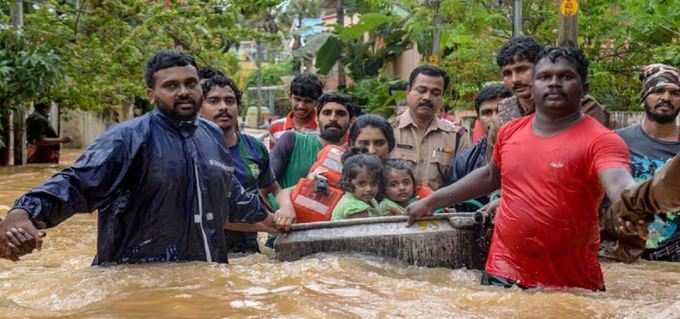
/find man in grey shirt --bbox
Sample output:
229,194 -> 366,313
602,63 -> 680,262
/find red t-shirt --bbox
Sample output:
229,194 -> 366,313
472,119 -> 485,143
487,115 -> 629,291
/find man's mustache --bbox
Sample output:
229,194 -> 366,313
418,101 -> 434,108
512,83 -> 529,91
323,123 -> 342,130
655,101 -> 673,109
214,110 -> 232,120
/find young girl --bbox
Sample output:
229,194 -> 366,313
331,148 -> 386,221
379,159 -> 417,215
379,159 -> 442,215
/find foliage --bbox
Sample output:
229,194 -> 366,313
247,58 -> 295,87
0,0 -> 284,113
0,0 -> 677,119
432,0 -> 680,111
348,77 -> 406,116
0,30 -> 63,107
0,29 -> 63,149
314,10 -> 412,80
310,0 -> 679,112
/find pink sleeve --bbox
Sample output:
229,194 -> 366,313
590,132 -> 630,175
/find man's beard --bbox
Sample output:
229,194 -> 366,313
320,125 -> 345,143
645,101 -> 680,124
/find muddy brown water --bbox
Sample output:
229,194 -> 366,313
1,149 -> 679,318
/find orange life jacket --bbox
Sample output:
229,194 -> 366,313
307,144 -> 345,188
291,177 -> 344,223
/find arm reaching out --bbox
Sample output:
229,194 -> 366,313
599,167 -> 649,240
407,161 -> 501,225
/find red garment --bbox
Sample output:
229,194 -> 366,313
487,115 -> 629,291
472,119 -> 485,144
269,112 -> 318,148
415,184 -> 433,199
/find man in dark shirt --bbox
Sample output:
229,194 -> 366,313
25,102 -> 71,164
445,83 -> 512,212
0,50 -> 281,263
199,72 -> 282,254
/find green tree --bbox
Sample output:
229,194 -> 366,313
0,30 -> 63,149
327,0 -> 680,113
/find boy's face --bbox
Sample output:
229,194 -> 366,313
289,94 -> 318,122
501,57 -> 534,100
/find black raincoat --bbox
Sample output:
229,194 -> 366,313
13,109 -> 266,265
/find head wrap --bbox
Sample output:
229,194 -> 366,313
639,64 -> 680,103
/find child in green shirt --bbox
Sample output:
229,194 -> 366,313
331,149 -> 386,220
379,159 -> 417,215
378,159 -> 444,215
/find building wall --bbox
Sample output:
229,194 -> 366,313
61,109 -> 110,149
393,45 -> 423,81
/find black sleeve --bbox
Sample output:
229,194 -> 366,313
270,131 -> 296,184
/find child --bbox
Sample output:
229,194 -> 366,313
331,148 -> 386,221
379,159 -> 443,215
379,159 -> 417,215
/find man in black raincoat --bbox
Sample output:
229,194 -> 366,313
0,50 -> 277,264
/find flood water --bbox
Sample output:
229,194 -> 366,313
1,150 -> 679,318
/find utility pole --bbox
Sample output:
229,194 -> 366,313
558,0 -> 579,47
336,0 -> 346,88
431,0 -> 441,64
512,0 -> 522,37
11,0 -> 25,165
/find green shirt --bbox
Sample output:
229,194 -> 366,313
378,198 -> 410,215
379,197 -> 445,215
331,193 -> 385,221
281,132 -> 323,188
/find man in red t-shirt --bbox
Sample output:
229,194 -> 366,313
268,73 -> 323,148
407,47 -> 649,291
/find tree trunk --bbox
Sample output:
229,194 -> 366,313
0,109 -> 10,166
11,0 -> 25,165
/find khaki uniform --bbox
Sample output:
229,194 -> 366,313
390,110 -> 469,190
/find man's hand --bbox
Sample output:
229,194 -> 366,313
306,167 -> 328,180
0,209 -> 44,261
477,198 -> 500,220
617,217 -> 649,241
406,199 -> 433,226
273,208 -> 296,232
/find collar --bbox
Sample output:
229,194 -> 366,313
153,108 -> 199,137
397,109 -> 444,132
284,111 -> 318,130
